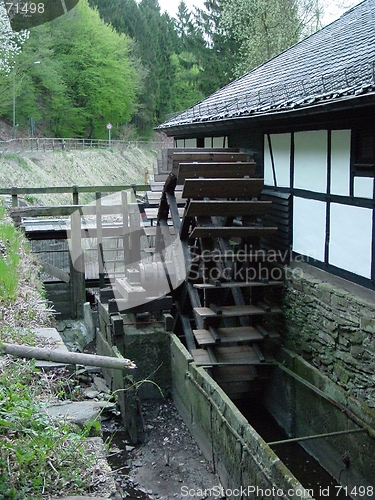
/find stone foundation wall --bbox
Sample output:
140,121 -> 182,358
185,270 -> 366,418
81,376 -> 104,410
170,334 -> 310,500
283,265 -> 375,409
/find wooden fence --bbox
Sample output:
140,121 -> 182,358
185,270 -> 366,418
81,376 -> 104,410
0,137 -> 169,153
0,183 -> 150,208
4,184 -> 152,319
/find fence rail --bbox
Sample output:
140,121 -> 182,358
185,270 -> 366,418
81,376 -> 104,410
0,183 -> 151,207
0,137 -> 169,154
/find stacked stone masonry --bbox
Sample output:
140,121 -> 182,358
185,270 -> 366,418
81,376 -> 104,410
283,267 -> 375,409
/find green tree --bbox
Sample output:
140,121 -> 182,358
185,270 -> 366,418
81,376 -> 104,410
169,52 -> 204,113
175,1 -> 194,50
1,0 -> 140,138
90,0 -> 179,134
10,24 -> 73,136
183,0 -> 240,96
221,0 -> 323,77
50,0 -> 139,137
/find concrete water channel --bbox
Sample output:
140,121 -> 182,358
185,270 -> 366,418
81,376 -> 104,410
52,294 -> 375,500
8,181 -> 375,500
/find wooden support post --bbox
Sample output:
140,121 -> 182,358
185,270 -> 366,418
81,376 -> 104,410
122,190 -> 130,269
111,314 -> 125,354
70,210 -> 85,319
129,203 -> 141,266
96,192 -> 105,289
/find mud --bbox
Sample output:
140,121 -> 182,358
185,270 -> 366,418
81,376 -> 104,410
106,399 -> 223,500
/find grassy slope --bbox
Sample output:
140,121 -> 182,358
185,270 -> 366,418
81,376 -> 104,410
0,146 -> 158,205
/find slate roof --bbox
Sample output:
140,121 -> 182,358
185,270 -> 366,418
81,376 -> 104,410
158,0 -> 375,132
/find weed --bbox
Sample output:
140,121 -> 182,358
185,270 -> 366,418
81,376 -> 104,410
0,326 -> 38,346
0,215 -> 20,300
0,358 -> 96,499
2,154 -> 30,170
24,194 -> 37,204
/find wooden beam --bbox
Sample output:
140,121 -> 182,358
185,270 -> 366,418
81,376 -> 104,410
185,200 -> 271,218
194,280 -> 283,290
177,162 -> 256,183
194,304 -> 282,318
189,226 -> 278,239
41,261 -> 70,283
172,152 -> 249,173
182,178 -> 264,200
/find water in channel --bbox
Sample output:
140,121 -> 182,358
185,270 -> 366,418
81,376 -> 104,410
237,399 -> 349,499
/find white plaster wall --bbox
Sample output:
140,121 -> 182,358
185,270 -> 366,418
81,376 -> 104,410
264,137 -> 275,187
185,138 -> 197,148
293,197 -> 327,262
204,137 -> 227,148
354,177 -> 374,199
270,134 -> 291,187
329,203 -> 372,278
294,130 -> 327,193
213,137 -> 226,148
330,130 -> 351,196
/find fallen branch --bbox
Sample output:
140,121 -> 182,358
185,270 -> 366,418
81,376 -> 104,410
0,343 -> 136,370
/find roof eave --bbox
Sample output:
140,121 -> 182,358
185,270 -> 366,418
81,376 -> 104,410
157,91 -> 375,137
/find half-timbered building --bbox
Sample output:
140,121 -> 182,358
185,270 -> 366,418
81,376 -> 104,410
158,0 -> 375,288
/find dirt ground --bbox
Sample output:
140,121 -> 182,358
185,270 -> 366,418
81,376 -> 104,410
108,399 -> 224,500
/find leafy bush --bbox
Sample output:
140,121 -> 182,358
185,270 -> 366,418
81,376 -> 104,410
0,359 -> 95,499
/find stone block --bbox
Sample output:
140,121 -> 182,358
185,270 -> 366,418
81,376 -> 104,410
337,335 -> 350,348
330,293 -> 350,311
350,345 -> 365,359
322,318 -> 338,334
301,341 -> 313,354
360,317 -> 375,334
313,283 -> 332,304
335,350 -> 358,366
333,363 -> 353,385
292,281 -> 303,292
317,331 -> 336,347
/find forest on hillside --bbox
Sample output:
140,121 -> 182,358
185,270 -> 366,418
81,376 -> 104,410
0,0 -> 324,139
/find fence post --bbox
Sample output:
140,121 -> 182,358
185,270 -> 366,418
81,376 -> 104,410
11,187 -> 18,208
72,185 -> 79,205
131,184 -> 137,203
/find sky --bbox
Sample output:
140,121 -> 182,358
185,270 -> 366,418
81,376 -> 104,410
158,0 -> 363,24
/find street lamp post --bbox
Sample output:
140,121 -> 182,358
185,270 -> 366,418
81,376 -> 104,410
12,70 -> 16,139
12,61 -> 40,140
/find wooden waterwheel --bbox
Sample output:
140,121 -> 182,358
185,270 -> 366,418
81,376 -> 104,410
153,150 -> 284,400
